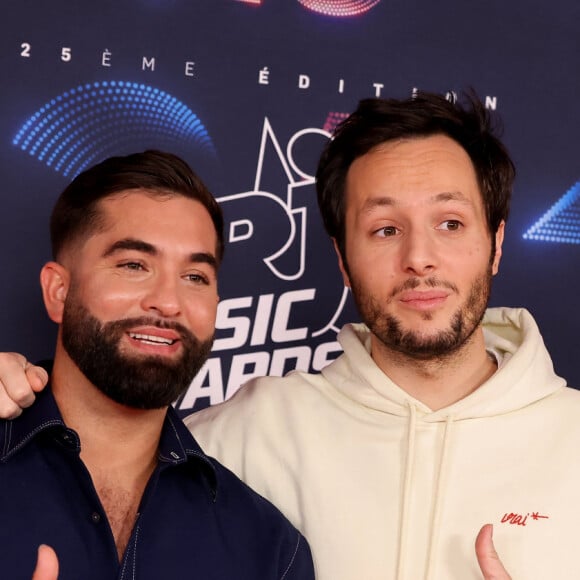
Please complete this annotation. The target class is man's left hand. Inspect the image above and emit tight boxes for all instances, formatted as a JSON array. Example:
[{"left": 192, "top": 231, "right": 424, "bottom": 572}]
[{"left": 31, "top": 545, "right": 59, "bottom": 580}]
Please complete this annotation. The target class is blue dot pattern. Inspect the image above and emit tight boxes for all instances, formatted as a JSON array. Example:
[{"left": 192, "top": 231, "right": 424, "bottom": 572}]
[
  {"left": 12, "top": 81, "right": 216, "bottom": 177},
  {"left": 523, "top": 181, "right": 580, "bottom": 245}
]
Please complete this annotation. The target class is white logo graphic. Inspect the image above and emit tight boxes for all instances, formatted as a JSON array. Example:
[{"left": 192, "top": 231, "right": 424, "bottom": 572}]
[
  {"left": 177, "top": 118, "right": 353, "bottom": 411},
  {"left": 217, "top": 118, "right": 350, "bottom": 337}
]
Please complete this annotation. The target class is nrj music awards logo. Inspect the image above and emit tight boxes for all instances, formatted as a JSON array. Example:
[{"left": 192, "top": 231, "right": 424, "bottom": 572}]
[{"left": 177, "top": 118, "right": 355, "bottom": 411}]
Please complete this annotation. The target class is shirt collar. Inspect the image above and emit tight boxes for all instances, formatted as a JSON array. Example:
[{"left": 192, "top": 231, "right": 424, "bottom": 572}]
[
  {"left": 1, "top": 386, "right": 218, "bottom": 499},
  {"left": 159, "top": 406, "right": 219, "bottom": 499}
]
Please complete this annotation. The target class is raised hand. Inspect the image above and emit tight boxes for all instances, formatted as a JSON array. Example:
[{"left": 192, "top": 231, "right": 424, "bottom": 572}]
[{"left": 0, "top": 353, "right": 48, "bottom": 418}]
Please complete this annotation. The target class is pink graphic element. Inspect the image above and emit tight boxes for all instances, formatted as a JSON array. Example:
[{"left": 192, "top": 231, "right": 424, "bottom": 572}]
[
  {"left": 323, "top": 112, "right": 349, "bottom": 134},
  {"left": 235, "top": 0, "right": 262, "bottom": 4},
  {"left": 298, "top": 0, "right": 381, "bottom": 17}
]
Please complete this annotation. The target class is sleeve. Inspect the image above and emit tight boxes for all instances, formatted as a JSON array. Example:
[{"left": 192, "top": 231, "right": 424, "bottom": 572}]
[{"left": 280, "top": 530, "right": 315, "bottom": 580}]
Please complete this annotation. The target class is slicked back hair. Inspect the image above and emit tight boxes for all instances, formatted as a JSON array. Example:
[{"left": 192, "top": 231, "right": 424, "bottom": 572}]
[{"left": 50, "top": 150, "right": 224, "bottom": 264}]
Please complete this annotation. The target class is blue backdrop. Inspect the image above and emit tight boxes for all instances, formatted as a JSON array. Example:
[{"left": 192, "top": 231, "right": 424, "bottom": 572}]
[{"left": 1, "top": 0, "right": 578, "bottom": 412}]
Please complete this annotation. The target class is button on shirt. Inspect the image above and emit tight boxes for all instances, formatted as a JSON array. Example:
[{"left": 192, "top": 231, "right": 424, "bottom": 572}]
[{"left": 0, "top": 388, "right": 314, "bottom": 579}]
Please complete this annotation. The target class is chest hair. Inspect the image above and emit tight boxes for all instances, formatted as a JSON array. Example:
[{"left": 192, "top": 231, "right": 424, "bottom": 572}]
[{"left": 96, "top": 482, "right": 145, "bottom": 561}]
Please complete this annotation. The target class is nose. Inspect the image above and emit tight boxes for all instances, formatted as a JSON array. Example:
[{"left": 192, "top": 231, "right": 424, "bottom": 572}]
[
  {"left": 141, "top": 273, "right": 182, "bottom": 318},
  {"left": 400, "top": 228, "right": 437, "bottom": 276}
]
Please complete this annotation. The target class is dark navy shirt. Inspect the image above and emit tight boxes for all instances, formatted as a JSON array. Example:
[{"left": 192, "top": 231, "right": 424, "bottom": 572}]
[{"left": 0, "top": 387, "right": 314, "bottom": 579}]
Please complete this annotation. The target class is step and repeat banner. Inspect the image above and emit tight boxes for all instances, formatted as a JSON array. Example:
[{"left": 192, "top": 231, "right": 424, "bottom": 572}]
[{"left": 1, "top": 0, "right": 578, "bottom": 412}]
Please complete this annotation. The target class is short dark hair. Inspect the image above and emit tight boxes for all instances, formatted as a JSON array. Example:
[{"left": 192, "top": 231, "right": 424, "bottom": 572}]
[
  {"left": 50, "top": 150, "right": 224, "bottom": 263},
  {"left": 316, "top": 91, "right": 515, "bottom": 261}
]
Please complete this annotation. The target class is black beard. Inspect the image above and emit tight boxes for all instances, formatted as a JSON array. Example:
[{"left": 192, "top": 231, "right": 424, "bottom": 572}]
[
  {"left": 351, "top": 267, "right": 492, "bottom": 362},
  {"left": 61, "top": 297, "right": 213, "bottom": 410}
]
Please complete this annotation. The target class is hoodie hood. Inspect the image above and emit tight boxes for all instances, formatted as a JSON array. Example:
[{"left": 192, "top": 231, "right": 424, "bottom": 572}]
[
  {"left": 322, "top": 307, "right": 567, "bottom": 579},
  {"left": 322, "top": 307, "right": 566, "bottom": 422}
]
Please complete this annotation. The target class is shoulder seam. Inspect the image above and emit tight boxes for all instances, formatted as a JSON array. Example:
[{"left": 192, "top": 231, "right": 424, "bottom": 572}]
[{"left": 280, "top": 530, "right": 301, "bottom": 580}]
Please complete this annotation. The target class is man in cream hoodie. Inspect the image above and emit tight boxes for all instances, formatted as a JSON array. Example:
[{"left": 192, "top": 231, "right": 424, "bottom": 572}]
[
  {"left": 2, "top": 92, "right": 573, "bottom": 579},
  {"left": 187, "top": 93, "right": 578, "bottom": 579}
]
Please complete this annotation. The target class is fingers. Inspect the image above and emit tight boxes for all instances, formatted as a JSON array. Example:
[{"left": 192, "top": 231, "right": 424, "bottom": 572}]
[
  {"left": 475, "top": 524, "right": 512, "bottom": 580},
  {"left": 32, "top": 545, "right": 59, "bottom": 580},
  {"left": 0, "top": 353, "right": 48, "bottom": 419},
  {"left": 0, "top": 387, "right": 25, "bottom": 419},
  {"left": 26, "top": 363, "right": 50, "bottom": 393}
]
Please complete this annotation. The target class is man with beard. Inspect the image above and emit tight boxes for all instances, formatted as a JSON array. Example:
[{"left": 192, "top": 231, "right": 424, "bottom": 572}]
[
  {"left": 0, "top": 151, "right": 314, "bottom": 579},
  {"left": 0, "top": 93, "right": 572, "bottom": 579}
]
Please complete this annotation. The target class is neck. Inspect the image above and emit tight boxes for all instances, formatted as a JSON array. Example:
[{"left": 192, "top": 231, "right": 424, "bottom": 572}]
[
  {"left": 51, "top": 340, "right": 168, "bottom": 561},
  {"left": 370, "top": 327, "right": 497, "bottom": 411},
  {"left": 51, "top": 340, "right": 166, "bottom": 479}
]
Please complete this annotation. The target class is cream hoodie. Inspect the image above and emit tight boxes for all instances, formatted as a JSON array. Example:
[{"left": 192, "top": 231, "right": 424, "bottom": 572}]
[{"left": 186, "top": 308, "right": 580, "bottom": 579}]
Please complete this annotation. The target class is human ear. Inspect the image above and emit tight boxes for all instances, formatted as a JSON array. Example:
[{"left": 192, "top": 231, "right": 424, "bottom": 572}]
[
  {"left": 40, "top": 262, "right": 71, "bottom": 324},
  {"left": 491, "top": 221, "right": 505, "bottom": 276},
  {"left": 332, "top": 238, "right": 351, "bottom": 288}
]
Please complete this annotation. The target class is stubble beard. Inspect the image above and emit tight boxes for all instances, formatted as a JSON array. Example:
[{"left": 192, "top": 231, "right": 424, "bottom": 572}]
[
  {"left": 60, "top": 291, "right": 214, "bottom": 410},
  {"left": 351, "top": 265, "right": 493, "bottom": 362}
]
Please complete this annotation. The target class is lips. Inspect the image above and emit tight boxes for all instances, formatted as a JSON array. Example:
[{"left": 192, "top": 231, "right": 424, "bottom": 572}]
[
  {"left": 400, "top": 290, "right": 449, "bottom": 302},
  {"left": 128, "top": 332, "right": 176, "bottom": 346},
  {"left": 398, "top": 289, "right": 450, "bottom": 310},
  {"left": 125, "top": 326, "right": 182, "bottom": 353}
]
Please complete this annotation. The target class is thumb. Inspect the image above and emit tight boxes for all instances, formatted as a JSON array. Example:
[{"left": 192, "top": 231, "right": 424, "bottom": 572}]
[
  {"left": 25, "top": 363, "right": 50, "bottom": 393},
  {"left": 475, "top": 524, "right": 511, "bottom": 580},
  {"left": 32, "top": 545, "right": 59, "bottom": 580}
]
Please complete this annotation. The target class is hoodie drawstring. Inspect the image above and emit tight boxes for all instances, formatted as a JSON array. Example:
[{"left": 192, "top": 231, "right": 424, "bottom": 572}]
[
  {"left": 395, "top": 407, "right": 455, "bottom": 580},
  {"left": 424, "top": 414, "right": 454, "bottom": 580},
  {"left": 395, "top": 402, "right": 417, "bottom": 579}
]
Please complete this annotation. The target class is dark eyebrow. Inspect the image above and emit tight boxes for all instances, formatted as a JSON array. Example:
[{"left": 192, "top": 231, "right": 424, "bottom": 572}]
[
  {"left": 432, "top": 191, "right": 472, "bottom": 204},
  {"left": 103, "top": 238, "right": 218, "bottom": 271},
  {"left": 189, "top": 252, "right": 218, "bottom": 272},
  {"left": 361, "top": 191, "right": 472, "bottom": 214},
  {"left": 103, "top": 238, "right": 156, "bottom": 257},
  {"left": 361, "top": 196, "right": 396, "bottom": 214}
]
